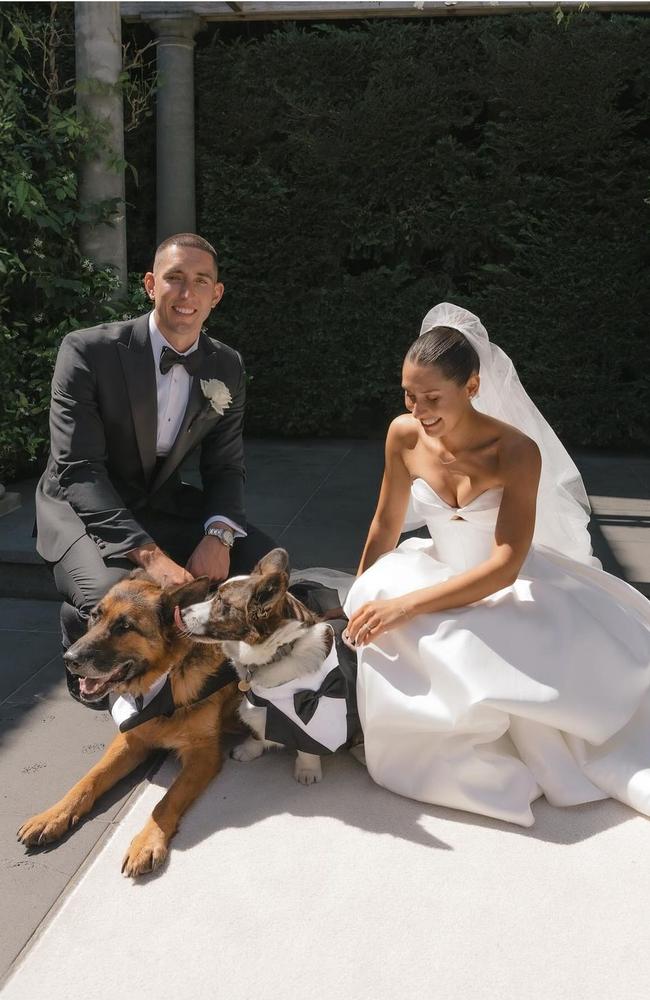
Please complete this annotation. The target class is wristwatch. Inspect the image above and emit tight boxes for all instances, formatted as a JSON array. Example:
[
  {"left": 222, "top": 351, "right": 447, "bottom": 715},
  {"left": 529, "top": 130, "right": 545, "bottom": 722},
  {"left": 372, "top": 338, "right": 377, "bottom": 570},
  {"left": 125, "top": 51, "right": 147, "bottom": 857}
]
[{"left": 205, "top": 525, "right": 235, "bottom": 549}]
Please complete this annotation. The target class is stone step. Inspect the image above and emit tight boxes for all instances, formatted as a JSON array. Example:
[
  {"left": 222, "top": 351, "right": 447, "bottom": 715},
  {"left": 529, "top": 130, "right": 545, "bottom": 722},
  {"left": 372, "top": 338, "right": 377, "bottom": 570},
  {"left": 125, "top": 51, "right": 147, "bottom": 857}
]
[
  {"left": 2, "top": 453, "right": 649, "bottom": 601},
  {"left": 0, "top": 561, "right": 58, "bottom": 600},
  {"left": 0, "top": 478, "right": 58, "bottom": 600}
]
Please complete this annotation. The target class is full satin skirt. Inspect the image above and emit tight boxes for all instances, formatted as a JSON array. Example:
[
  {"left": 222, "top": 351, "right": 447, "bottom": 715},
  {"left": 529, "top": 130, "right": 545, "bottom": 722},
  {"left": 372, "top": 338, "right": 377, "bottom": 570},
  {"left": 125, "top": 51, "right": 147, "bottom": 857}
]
[{"left": 344, "top": 539, "right": 650, "bottom": 826}]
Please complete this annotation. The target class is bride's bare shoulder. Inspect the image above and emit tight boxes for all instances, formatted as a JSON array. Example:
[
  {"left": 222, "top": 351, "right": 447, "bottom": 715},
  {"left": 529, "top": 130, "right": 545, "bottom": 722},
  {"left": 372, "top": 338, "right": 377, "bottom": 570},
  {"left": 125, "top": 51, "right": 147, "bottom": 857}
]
[
  {"left": 495, "top": 421, "right": 541, "bottom": 478},
  {"left": 387, "top": 414, "right": 419, "bottom": 452}
]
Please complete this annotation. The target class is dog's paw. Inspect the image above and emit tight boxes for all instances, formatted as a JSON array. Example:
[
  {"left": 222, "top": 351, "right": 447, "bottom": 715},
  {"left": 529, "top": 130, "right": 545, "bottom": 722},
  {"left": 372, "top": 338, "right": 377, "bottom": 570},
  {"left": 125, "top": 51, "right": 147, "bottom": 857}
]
[
  {"left": 231, "top": 737, "right": 265, "bottom": 762},
  {"left": 17, "top": 807, "right": 79, "bottom": 847},
  {"left": 294, "top": 755, "right": 322, "bottom": 785},
  {"left": 122, "top": 828, "right": 168, "bottom": 878}
]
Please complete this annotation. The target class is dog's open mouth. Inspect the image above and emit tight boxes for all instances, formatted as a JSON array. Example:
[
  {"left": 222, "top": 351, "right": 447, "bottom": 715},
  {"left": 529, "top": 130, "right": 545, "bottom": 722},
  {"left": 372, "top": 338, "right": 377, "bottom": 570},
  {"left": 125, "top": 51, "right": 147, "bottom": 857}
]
[{"left": 78, "top": 661, "right": 134, "bottom": 702}]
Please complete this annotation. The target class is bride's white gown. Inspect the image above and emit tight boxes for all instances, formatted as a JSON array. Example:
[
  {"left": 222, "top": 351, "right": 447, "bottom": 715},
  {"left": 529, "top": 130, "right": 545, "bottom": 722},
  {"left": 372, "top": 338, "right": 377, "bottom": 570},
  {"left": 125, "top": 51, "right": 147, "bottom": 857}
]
[{"left": 342, "top": 478, "right": 650, "bottom": 827}]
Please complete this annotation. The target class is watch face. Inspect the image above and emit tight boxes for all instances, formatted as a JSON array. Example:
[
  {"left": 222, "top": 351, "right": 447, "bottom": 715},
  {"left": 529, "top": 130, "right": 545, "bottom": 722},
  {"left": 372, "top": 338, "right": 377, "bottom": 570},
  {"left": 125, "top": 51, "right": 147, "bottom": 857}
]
[{"left": 209, "top": 526, "right": 234, "bottom": 546}]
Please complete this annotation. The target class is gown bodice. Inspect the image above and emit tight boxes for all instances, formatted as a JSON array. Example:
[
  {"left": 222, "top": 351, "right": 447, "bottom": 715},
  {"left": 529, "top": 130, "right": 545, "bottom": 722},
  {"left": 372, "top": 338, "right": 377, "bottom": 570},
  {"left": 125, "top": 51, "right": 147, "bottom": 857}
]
[{"left": 409, "top": 478, "right": 504, "bottom": 572}]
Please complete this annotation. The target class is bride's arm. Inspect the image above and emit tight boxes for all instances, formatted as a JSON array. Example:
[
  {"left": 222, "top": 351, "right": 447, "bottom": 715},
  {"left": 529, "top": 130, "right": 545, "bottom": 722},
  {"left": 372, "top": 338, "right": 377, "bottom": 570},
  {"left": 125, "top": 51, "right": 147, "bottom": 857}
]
[
  {"left": 348, "top": 436, "right": 541, "bottom": 645},
  {"left": 356, "top": 417, "right": 413, "bottom": 575}
]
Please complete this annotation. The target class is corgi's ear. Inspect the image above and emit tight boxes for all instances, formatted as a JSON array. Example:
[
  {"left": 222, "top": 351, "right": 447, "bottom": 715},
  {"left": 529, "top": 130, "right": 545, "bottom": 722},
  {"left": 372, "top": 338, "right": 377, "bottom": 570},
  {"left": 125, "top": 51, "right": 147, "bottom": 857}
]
[
  {"left": 251, "top": 548, "right": 290, "bottom": 578},
  {"left": 250, "top": 570, "right": 288, "bottom": 618}
]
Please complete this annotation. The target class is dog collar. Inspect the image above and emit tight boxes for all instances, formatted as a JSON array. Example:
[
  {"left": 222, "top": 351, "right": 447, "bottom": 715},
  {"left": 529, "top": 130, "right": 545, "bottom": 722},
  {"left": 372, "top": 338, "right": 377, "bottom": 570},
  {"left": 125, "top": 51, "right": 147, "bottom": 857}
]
[{"left": 237, "top": 624, "right": 334, "bottom": 692}]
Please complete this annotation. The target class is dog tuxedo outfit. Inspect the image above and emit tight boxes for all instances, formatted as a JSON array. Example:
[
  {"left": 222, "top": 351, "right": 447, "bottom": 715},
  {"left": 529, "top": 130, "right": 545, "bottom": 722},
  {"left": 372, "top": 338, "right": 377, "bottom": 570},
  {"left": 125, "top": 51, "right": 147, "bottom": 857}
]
[
  {"left": 108, "top": 661, "right": 238, "bottom": 732},
  {"left": 241, "top": 631, "right": 359, "bottom": 756}
]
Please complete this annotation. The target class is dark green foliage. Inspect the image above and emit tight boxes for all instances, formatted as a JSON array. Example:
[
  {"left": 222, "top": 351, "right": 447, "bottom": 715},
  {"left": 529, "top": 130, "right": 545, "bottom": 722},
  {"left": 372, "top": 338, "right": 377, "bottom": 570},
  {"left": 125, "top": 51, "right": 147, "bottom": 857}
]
[
  {"left": 188, "top": 13, "right": 650, "bottom": 447},
  {"left": 0, "top": 5, "right": 138, "bottom": 481}
]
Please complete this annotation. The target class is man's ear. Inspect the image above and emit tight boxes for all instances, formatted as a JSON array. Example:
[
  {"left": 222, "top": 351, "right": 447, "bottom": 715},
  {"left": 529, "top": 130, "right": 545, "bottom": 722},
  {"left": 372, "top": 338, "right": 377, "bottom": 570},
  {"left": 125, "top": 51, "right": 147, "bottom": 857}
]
[
  {"left": 251, "top": 571, "right": 288, "bottom": 618},
  {"left": 251, "top": 548, "right": 290, "bottom": 578},
  {"left": 143, "top": 271, "right": 155, "bottom": 303}
]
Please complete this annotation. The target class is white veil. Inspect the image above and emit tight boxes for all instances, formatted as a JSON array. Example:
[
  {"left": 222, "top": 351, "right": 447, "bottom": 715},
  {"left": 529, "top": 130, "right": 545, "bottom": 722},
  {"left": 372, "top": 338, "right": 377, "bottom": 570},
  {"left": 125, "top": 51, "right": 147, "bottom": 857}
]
[{"left": 405, "top": 302, "right": 599, "bottom": 567}]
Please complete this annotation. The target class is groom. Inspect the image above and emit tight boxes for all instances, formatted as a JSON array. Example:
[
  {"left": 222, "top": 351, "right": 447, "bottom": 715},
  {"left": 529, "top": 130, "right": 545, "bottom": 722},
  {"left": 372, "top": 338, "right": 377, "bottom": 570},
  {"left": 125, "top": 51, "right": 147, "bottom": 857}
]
[{"left": 35, "top": 233, "right": 275, "bottom": 705}]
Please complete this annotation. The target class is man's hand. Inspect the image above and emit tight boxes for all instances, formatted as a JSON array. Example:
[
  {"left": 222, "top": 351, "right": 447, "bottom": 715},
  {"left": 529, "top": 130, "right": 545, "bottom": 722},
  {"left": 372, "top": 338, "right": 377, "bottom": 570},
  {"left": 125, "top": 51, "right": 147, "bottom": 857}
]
[
  {"left": 186, "top": 535, "right": 231, "bottom": 583},
  {"left": 127, "top": 544, "right": 193, "bottom": 588}
]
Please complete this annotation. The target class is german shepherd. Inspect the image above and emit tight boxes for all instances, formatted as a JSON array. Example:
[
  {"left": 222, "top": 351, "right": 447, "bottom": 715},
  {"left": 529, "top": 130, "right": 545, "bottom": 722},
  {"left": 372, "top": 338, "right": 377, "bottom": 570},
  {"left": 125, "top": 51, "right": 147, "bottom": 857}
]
[
  {"left": 16, "top": 571, "right": 240, "bottom": 878},
  {"left": 18, "top": 551, "right": 341, "bottom": 875}
]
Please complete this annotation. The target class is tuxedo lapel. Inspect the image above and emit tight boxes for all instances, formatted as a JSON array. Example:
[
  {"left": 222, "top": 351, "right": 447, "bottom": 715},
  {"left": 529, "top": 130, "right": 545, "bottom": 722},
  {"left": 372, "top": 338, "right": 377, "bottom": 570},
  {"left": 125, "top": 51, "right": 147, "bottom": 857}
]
[
  {"left": 117, "top": 313, "right": 157, "bottom": 485},
  {"left": 150, "top": 332, "right": 217, "bottom": 494}
]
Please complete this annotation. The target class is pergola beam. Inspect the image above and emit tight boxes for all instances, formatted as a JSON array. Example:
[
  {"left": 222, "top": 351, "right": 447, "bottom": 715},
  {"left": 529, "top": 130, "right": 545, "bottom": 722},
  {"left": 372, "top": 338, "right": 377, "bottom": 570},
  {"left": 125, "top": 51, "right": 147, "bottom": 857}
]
[{"left": 121, "top": 1, "right": 650, "bottom": 23}]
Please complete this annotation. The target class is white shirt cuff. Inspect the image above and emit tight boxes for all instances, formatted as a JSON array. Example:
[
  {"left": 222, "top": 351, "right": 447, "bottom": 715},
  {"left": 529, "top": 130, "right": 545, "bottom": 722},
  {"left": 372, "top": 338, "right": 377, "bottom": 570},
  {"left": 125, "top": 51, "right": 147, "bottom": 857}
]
[{"left": 204, "top": 515, "right": 247, "bottom": 538}]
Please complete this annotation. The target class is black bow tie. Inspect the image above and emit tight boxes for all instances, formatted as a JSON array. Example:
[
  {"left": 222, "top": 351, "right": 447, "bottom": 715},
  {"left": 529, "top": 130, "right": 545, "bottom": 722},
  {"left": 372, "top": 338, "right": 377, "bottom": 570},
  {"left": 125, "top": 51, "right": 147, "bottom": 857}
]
[
  {"left": 293, "top": 668, "right": 345, "bottom": 725},
  {"left": 159, "top": 345, "right": 203, "bottom": 376}
]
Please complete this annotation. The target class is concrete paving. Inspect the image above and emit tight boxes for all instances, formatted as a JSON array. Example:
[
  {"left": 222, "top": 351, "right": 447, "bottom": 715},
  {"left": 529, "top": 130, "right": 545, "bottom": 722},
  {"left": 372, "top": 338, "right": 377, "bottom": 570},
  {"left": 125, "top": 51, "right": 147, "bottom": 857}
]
[{"left": 0, "top": 439, "right": 648, "bottom": 989}]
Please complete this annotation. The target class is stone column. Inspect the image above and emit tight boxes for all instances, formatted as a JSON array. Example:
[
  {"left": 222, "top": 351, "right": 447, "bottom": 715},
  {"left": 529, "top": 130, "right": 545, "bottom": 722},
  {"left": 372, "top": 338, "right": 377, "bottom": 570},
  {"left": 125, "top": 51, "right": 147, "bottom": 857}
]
[
  {"left": 150, "top": 16, "right": 203, "bottom": 243},
  {"left": 75, "top": 2, "right": 127, "bottom": 293}
]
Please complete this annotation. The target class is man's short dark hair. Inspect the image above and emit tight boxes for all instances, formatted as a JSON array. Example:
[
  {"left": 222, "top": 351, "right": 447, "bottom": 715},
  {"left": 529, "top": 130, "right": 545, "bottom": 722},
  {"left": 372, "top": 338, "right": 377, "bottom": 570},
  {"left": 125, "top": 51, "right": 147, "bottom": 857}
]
[{"left": 153, "top": 234, "right": 219, "bottom": 276}]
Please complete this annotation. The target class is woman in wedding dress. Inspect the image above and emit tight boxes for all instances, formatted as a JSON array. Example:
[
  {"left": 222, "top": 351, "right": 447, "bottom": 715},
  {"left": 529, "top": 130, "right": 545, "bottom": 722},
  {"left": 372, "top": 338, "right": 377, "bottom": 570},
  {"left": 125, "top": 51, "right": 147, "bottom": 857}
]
[{"left": 340, "top": 303, "right": 650, "bottom": 827}]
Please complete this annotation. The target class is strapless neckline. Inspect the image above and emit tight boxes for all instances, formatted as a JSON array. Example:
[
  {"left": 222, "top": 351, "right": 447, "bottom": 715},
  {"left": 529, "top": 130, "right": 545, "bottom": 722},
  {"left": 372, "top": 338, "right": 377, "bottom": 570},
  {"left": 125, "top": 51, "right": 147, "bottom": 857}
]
[{"left": 411, "top": 477, "right": 503, "bottom": 511}]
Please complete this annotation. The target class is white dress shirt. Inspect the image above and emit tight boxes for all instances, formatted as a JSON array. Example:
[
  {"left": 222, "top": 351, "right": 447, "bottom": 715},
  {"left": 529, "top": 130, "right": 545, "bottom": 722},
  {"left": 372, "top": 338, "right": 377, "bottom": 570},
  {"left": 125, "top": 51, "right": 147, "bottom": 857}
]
[{"left": 149, "top": 315, "right": 245, "bottom": 537}]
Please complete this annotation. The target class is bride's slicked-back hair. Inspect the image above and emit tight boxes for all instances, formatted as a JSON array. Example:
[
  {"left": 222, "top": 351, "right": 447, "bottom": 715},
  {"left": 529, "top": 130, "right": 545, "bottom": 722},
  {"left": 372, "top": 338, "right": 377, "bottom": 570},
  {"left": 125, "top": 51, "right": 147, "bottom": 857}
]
[{"left": 406, "top": 326, "right": 480, "bottom": 385}]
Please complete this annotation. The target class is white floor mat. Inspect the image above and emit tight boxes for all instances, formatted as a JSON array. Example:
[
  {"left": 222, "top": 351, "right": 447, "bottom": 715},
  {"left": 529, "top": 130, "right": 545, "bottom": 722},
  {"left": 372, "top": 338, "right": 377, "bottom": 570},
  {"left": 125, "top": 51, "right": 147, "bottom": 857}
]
[{"left": 4, "top": 748, "right": 650, "bottom": 1000}]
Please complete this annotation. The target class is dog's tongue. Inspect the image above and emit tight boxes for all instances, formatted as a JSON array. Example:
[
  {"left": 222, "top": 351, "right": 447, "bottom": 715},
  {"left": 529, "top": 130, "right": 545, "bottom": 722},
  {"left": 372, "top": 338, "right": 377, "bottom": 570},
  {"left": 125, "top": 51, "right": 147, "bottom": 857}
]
[
  {"left": 79, "top": 676, "right": 107, "bottom": 697},
  {"left": 78, "top": 663, "right": 128, "bottom": 698}
]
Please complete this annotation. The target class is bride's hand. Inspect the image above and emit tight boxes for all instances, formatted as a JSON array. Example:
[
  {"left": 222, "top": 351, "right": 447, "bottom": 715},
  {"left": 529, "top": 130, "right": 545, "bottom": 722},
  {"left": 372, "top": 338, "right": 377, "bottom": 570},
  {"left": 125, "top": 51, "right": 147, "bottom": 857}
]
[{"left": 346, "top": 598, "right": 412, "bottom": 647}]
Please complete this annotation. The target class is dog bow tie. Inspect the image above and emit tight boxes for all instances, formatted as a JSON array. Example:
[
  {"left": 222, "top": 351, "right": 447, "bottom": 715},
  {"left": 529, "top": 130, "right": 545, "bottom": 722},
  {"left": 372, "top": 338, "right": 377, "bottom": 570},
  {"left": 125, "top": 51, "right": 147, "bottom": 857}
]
[
  {"left": 159, "top": 346, "right": 203, "bottom": 376},
  {"left": 293, "top": 668, "right": 345, "bottom": 725}
]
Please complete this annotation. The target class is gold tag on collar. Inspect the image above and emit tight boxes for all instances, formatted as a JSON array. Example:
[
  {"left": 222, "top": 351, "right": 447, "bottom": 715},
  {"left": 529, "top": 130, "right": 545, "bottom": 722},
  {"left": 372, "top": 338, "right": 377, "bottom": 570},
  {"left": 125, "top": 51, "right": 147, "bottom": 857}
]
[{"left": 238, "top": 680, "right": 251, "bottom": 692}]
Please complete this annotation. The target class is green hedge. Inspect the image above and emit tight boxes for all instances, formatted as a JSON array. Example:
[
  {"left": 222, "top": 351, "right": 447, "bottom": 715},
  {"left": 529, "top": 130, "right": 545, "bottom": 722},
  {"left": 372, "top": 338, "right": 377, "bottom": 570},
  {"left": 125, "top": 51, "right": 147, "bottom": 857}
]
[{"left": 189, "top": 13, "right": 650, "bottom": 447}]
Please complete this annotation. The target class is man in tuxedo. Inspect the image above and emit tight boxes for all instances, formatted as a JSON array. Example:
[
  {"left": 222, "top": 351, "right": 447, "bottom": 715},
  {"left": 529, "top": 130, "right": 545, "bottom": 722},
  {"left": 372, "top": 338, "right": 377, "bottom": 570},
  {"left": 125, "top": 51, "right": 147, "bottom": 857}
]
[{"left": 36, "top": 233, "right": 274, "bottom": 706}]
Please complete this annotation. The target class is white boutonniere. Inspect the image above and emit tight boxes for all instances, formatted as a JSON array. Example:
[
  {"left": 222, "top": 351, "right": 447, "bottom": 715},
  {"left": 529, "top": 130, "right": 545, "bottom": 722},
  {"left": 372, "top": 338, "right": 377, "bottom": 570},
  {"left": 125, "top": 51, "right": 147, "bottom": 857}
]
[{"left": 200, "top": 378, "right": 232, "bottom": 415}]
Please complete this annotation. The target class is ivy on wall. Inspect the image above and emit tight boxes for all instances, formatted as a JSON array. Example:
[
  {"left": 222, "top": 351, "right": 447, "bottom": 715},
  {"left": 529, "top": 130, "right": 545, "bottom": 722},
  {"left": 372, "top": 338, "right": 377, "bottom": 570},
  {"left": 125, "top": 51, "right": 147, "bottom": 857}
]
[{"left": 1, "top": 5, "right": 130, "bottom": 480}]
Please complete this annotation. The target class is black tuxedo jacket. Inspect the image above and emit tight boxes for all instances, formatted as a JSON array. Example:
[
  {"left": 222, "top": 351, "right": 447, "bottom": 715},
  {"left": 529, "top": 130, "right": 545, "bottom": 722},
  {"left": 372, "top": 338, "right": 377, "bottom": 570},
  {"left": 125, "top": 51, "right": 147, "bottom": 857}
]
[{"left": 35, "top": 312, "right": 246, "bottom": 564}]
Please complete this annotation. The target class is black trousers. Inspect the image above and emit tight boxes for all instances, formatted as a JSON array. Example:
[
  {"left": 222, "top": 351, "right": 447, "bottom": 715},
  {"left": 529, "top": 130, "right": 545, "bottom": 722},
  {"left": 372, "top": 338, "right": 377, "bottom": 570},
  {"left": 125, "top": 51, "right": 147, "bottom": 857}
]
[{"left": 51, "top": 509, "right": 277, "bottom": 705}]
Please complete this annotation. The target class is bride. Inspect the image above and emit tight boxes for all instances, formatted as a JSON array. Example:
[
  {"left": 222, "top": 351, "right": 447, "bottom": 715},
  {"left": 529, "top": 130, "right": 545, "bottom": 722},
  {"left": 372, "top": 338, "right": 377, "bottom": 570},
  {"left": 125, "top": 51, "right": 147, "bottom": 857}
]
[{"left": 335, "top": 303, "right": 650, "bottom": 827}]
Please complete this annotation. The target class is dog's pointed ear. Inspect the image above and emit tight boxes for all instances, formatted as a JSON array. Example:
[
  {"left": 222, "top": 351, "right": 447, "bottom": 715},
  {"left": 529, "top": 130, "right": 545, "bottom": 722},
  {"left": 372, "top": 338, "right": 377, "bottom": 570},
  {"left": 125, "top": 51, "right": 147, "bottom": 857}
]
[
  {"left": 159, "top": 577, "right": 212, "bottom": 630},
  {"left": 251, "top": 548, "right": 290, "bottom": 578},
  {"left": 251, "top": 570, "right": 289, "bottom": 618},
  {"left": 164, "top": 576, "right": 212, "bottom": 610},
  {"left": 129, "top": 567, "right": 155, "bottom": 583}
]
